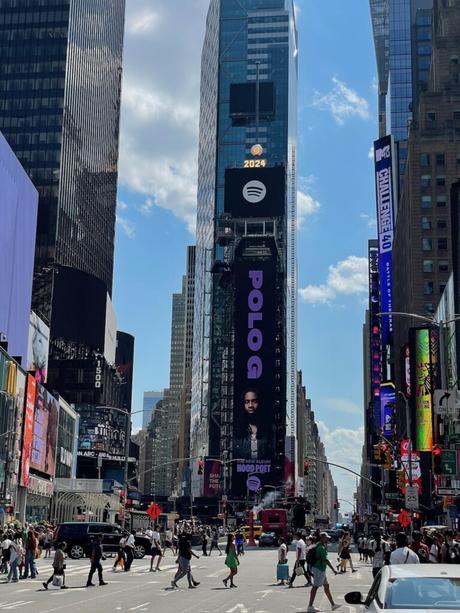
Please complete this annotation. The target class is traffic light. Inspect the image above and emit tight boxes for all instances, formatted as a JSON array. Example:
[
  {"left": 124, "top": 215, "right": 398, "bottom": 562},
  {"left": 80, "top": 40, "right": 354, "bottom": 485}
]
[
  {"left": 197, "top": 458, "right": 204, "bottom": 475},
  {"left": 303, "top": 459, "right": 310, "bottom": 476},
  {"left": 383, "top": 446, "right": 393, "bottom": 470},
  {"left": 373, "top": 444, "right": 383, "bottom": 463},
  {"left": 397, "top": 469, "right": 405, "bottom": 490},
  {"left": 432, "top": 445, "right": 442, "bottom": 475}
]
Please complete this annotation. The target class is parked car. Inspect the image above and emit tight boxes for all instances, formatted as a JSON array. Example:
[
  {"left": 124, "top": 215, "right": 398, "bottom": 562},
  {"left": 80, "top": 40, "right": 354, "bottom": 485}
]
[
  {"left": 258, "top": 532, "right": 278, "bottom": 547},
  {"left": 53, "top": 522, "right": 151, "bottom": 559},
  {"left": 345, "top": 564, "right": 460, "bottom": 612}
]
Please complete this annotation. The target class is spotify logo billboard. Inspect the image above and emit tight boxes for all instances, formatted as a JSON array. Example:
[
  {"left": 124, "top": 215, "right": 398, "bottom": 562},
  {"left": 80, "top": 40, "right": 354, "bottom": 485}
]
[{"left": 224, "top": 165, "right": 285, "bottom": 218}]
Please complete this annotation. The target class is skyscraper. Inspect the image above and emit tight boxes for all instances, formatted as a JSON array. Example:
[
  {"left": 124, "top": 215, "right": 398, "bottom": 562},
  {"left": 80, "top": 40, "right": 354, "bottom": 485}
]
[
  {"left": 0, "top": 0, "right": 125, "bottom": 329},
  {"left": 191, "top": 0, "right": 298, "bottom": 498},
  {"left": 142, "top": 391, "right": 164, "bottom": 429}
]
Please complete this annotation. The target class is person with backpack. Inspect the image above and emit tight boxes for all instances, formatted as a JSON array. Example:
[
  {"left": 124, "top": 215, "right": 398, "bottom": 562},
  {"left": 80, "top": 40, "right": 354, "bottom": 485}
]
[
  {"left": 441, "top": 530, "right": 460, "bottom": 564},
  {"left": 369, "top": 532, "right": 390, "bottom": 578},
  {"left": 306, "top": 532, "right": 340, "bottom": 613},
  {"left": 288, "top": 531, "right": 312, "bottom": 588},
  {"left": 410, "top": 531, "right": 429, "bottom": 563}
]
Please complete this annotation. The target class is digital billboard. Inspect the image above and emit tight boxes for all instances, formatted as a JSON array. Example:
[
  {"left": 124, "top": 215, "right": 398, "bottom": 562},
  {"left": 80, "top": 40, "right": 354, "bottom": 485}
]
[
  {"left": 30, "top": 383, "right": 59, "bottom": 476},
  {"left": 77, "top": 405, "right": 127, "bottom": 460},
  {"left": 413, "top": 328, "right": 439, "bottom": 452},
  {"left": 380, "top": 382, "right": 395, "bottom": 437},
  {"left": 231, "top": 258, "right": 279, "bottom": 496},
  {"left": 224, "top": 166, "right": 285, "bottom": 218},
  {"left": 20, "top": 375, "right": 36, "bottom": 487},
  {"left": 374, "top": 136, "right": 396, "bottom": 346},
  {"left": 27, "top": 311, "right": 50, "bottom": 384},
  {"left": 203, "top": 458, "right": 222, "bottom": 497}
]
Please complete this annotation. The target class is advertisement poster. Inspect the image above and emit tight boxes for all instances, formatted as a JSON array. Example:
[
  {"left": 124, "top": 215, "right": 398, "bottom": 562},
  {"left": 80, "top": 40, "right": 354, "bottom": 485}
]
[
  {"left": 27, "top": 311, "right": 50, "bottom": 384},
  {"left": 400, "top": 440, "right": 422, "bottom": 493},
  {"left": 203, "top": 459, "right": 222, "bottom": 497},
  {"left": 380, "top": 382, "right": 395, "bottom": 437},
  {"left": 414, "top": 329, "right": 435, "bottom": 451},
  {"left": 77, "top": 405, "right": 127, "bottom": 460},
  {"left": 30, "top": 384, "right": 59, "bottom": 476},
  {"left": 20, "top": 375, "right": 36, "bottom": 487},
  {"left": 374, "top": 136, "right": 396, "bottom": 346},
  {"left": 224, "top": 166, "right": 285, "bottom": 218},
  {"left": 232, "top": 258, "right": 280, "bottom": 496}
]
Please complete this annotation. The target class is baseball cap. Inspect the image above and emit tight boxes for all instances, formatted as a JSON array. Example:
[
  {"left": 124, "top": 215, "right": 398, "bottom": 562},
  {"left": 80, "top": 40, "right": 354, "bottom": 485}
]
[{"left": 320, "top": 532, "right": 331, "bottom": 539}]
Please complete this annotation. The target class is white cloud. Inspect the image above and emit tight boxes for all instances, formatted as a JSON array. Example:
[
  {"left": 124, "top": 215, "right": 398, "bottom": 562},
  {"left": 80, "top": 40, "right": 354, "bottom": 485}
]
[
  {"left": 116, "top": 214, "right": 136, "bottom": 239},
  {"left": 317, "top": 421, "right": 364, "bottom": 504},
  {"left": 360, "top": 213, "right": 377, "bottom": 229},
  {"left": 368, "top": 145, "right": 374, "bottom": 160},
  {"left": 118, "top": 0, "right": 207, "bottom": 233},
  {"left": 297, "top": 190, "right": 320, "bottom": 228},
  {"left": 299, "top": 255, "right": 368, "bottom": 304},
  {"left": 319, "top": 398, "right": 362, "bottom": 417},
  {"left": 117, "top": 200, "right": 128, "bottom": 212},
  {"left": 313, "top": 77, "right": 370, "bottom": 125}
]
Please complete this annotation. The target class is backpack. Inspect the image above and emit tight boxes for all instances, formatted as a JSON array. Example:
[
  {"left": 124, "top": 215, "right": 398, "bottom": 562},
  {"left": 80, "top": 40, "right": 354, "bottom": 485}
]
[{"left": 306, "top": 544, "right": 318, "bottom": 566}]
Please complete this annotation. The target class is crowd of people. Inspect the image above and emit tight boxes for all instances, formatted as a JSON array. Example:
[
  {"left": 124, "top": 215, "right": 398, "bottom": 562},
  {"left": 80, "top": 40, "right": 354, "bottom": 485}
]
[{"left": 0, "top": 524, "right": 55, "bottom": 582}]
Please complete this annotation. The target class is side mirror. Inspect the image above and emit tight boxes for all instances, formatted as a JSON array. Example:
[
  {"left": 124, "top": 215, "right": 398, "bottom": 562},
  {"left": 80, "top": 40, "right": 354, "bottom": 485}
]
[{"left": 345, "top": 591, "right": 365, "bottom": 605}]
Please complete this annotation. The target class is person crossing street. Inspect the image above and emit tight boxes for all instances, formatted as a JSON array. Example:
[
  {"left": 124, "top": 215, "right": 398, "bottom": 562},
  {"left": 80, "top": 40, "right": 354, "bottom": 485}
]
[
  {"left": 306, "top": 532, "right": 340, "bottom": 613},
  {"left": 86, "top": 534, "right": 107, "bottom": 587}
]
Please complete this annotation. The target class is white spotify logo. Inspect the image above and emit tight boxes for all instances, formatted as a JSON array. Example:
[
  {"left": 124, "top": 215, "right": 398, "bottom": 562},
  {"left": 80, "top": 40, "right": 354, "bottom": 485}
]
[{"left": 242, "top": 180, "right": 267, "bottom": 204}]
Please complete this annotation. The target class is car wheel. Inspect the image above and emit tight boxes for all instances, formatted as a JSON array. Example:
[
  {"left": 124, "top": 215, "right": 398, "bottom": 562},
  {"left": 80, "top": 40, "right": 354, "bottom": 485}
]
[
  {"left": 69, "top": 544, "right": 84, "bottom": 559},
  {"left": 134, "top": 544, "right": 146, "bottom": 559}
]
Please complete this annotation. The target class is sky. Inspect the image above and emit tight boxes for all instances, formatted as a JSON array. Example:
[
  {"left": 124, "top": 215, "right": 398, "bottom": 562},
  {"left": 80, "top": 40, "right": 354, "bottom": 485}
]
[{"left": 113, "top": 0, "right": 378, "bottom": 508}]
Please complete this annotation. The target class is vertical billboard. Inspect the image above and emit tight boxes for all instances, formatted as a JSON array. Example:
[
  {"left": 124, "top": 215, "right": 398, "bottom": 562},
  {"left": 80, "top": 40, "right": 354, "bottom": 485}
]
[
  {"left": 30, "top": 384, "right": 59, "bottom": 476},
  {"left": 374, "top": 136, "right": 396, "bottom": 346},
  {"left": 27, "top": 311, "right": 50, "bottom": 384},
  {"left": 203, "top": 458, "right": 222, "bottom": 497},
  {"left": 369, "top": 242, "right": 382, "bottom": 432},
  {"left": 380, "top": 382, "right": 395, "bottom": 437},
  {"left": 231, "top": 258, "right": 279, "bottom": 496},
  {"left": 413, "top": 328, "right": 439, "bottom": 451},
  {"left": 20, "top": 375, "right": 36, "bottom": 487}
]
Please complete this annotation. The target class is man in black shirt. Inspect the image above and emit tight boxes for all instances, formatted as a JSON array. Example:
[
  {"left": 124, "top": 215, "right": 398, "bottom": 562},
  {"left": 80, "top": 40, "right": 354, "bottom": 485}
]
[
  {"left": 86, "top": 534, "right": 108, "bottom": 587},
  {"left": 171, "top": 532, "right": 200, "bottom": 589}
]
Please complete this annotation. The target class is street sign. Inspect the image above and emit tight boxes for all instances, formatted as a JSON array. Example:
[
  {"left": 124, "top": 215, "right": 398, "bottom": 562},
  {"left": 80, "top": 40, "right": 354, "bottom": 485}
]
[
  {"left": 385, "top": 492, "right": 401, "bottom": 499},
  {"left": 434, "top": 389, "right": 460, "bottom": 416},
  {"left": 448, "top": 504, "right": 458, "bottom": 519},
  {"left": 441, "top": 450, "right": 457, "bottom": 476},
  {"left": 437, "top": 488, "right": 460, "bottom": 496},
  {"left": 405, "top": 485, "right": 419, "bottom": 510}
]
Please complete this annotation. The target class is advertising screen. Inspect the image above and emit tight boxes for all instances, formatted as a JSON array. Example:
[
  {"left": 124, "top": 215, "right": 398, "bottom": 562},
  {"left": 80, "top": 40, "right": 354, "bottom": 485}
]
[
  {"left": 413, "top": 328, "right": 438, "bottom": 451},
  {"left": 77, "top": 405, "right": 127, "bottom": 460},
  {"left": 30, "top": 384, "right": 59, "bottom": 476},
  {"left": 380, "top": 382, "right": 395, "bottom": 437},
  {"left": 224, "top": 166, "right": 285, "bottom": 218},
  {"left": 374, "top": 136, "right": 396, "bottom": 346},
  {"left": 27, "top": 311, "right": 50, "bottom": 384},
  {"left": 203, "top": 458, "right": 222, "bottom": 497},
  {"left": 20, "top": 375, "right": 36, "bottom": 487},
  {"left": 231, "top": 258, "right": 278, "bottom": 496}
]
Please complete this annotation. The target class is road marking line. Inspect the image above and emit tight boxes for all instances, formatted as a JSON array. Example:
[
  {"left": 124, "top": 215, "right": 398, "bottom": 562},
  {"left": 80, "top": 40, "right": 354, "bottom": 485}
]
[
  {"left": 128, "top": 603, "right": 150, "bottom": 611},
  {"left": 206, "top": 568, "right": 226, "bottom": 578},
  {"left": 226, "top": 605, "right": 249, "bottom": 613}
]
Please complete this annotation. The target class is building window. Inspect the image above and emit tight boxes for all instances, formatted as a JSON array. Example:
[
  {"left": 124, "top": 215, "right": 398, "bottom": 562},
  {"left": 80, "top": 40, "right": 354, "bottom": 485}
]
[
  {"left": 421, "top": 217, "right": 431, "bottom": 230},
  {"left": 426, "top": 111, "right": 436, "bottom": 122},
  {"left": 423, "top": 260, "right": 434, "bottom": 272},
  {"left": 423, "top": 281, "right": 434, "bottom": 295},
  {"left": 436, "top": 153, "right": 445, "bottom": 166},
  {"left": 438, "top": 237, "right": 448, "bottom": 250},
  {"left": 439, "top": 260, "right": 449, "bottom": 272},
  {"left": 420, "top": 153, "right": 431, "bottom": 166},
  {"left": 440, "top": 284, "right": 446, "bottom": 294},
  {"left": 421, "top": 195, "right": 432, "bottom": 208},
  {"left": 437, "top": 195, "right": 447, "bottom": 207},
  {"left": 422, "top": 238, "right": 432, "bottom": 251},
  {"left": 424, "top": 303, "right": 435, "bottom": 315},
  {"left": 438, "top": 219, "right": 447, "bottom": 229},
  {"left": 454, "top": 111, "right": 460, "bottom": 121},
  {"left": 450, "top": 55, "right": 459, "bottom": 65},
  {"left": 436, "top": 175, "right": 446, "bottom": 186},
  {"left": 421, "top": 174, "right": 431, "bottom": 187},
  {"left": 456, "top": 153, "right": 460, "bottom": 165}
]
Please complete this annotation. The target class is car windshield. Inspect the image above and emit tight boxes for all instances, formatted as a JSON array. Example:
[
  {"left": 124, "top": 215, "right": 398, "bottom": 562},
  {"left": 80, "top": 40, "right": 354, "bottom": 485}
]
[{"left": 386, "top": 577, "right": 460, "bottom": 610}]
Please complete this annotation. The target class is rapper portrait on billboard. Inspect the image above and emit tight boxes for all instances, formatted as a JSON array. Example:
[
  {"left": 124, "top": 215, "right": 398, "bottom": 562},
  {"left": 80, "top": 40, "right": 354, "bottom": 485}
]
[
  {"left": 27, "top": 312, "right": 50, "bottom": 383},
  {"left": 234, "top": 387, "right": 274, "bottom": 460}
]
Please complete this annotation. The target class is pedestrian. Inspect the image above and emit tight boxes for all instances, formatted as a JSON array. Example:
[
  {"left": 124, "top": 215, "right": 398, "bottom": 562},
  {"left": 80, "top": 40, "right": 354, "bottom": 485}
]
[
  {"left": 338, "top": 532, "right": 357, "bottom": 573},
  {"left": 201, "top": 530, "right": 208, "bottom": 556},
  {"left": 1, "top": 532, "right": 12, "bottom": 575},
  {"left": 23, "top": 531, "right": 38, "bottom": 579},
  {"left": 235, "top": 531, "right": 245, "bottom": 556},
  {"left": 43, "top": 529, "right": 53, "bottom": 559},
  {"left": 223, "top": 534, "right": 239, "bottom": 588},
  {"left": 390, "top": 532, "right": 420, "bottom": 565},
  {"left": 369, "top": 532, "right": 390, "bottom": 578},
  {"left": 86, "top": 533, "right": 107, "bottom": 587},
  {"left": 306, "top": 532, "right": 340, "bottom": 613},
  {"left": 150, "top": 525, "right": 163, "bottom": 572},
  {"left": 288, "top": 530, "right": 311, "bottom": 588},
  {"left": 428, "top": 532, "right": 442, "bottom": 563},
  {"left": 357, "top": 534, "right": 364, "bottom": 561},
  {"left": 209, "top": 528, "right": 222, "bottom": 556},
  {"left": 171, "top": 531, "right": 200, "bottom": 589},
  {"left": 163, "top": 527, "right": 175, "bottom": 556},
  {"left": 112, "top": 533, "right": 126, "bottom": 571},
  {"left": 124, "top": 530, "right": 136, "bottom": 572},
  {"left": 410, "top": 530, "right": 430, "bottom": 563},
  {"left": 42, "top": 542, "right": 67, "bottom": 590},
  {"left": 277, "top": 537, "right": 289, "bottom": 585},
  {"left": 7, "top": 534, "right": 22, "bottom": 583},
  {"left": 440, "top": 530, "right": 460, "bottom": 563}
]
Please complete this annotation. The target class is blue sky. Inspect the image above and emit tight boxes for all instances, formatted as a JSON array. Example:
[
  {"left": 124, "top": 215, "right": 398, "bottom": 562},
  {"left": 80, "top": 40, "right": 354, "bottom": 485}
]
[{"left": 113, "top": 0, "right": 378, "bottom": 506}]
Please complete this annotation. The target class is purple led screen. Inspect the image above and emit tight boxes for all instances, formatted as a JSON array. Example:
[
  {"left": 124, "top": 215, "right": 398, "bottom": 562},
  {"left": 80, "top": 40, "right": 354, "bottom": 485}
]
[{"left": 0, "top": 133, "right": 38, "bottom": 367}]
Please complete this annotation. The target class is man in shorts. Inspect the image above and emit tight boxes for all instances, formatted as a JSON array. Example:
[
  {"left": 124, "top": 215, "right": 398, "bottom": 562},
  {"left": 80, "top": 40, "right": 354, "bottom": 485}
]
[
  {"left": 150, "top": 525, "right": 163, "bottom": 572},
  {"left": 307, "top": 532, "right": 340, "bottom": 613}
]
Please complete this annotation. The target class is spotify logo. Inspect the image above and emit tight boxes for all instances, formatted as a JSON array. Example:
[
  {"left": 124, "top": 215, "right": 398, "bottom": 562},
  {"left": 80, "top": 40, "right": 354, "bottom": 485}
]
[{"left": 242, "top": 180, "right": 267, "bottom": 204}]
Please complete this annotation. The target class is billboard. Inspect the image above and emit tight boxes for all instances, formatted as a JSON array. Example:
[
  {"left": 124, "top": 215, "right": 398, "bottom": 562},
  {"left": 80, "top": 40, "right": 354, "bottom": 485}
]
[
  {"left": 20, "top": 375, "right": 36, "bottom": 487},
  {"left": 203, "top": 458, "right": 222, "bottom": 497},
  {"left": 374, "top": 136, "right": 396, "bottom": 346},
  {"left": 30, "top": 383, "right": 59, "bottom": 476},
  {"left": 224, "top": 166, "right": 285, "bottom": 218},
  {"left": 77, "top": 405, "right": 127, "bottom": 460},
  {"left": 27, "top": 311, "right": 50, "bottom": 384},
  {"left": 231, "top": 258, "right": 279, "bottom": 495},
  {"left": 0, "top": 132, "right": 38, "bottom": 368},
  {"left": 380, "top": 382, "right": 395, "bottom": 437},
  {"left": 413, "top": 328, "right": 439, "bottom": 452}
]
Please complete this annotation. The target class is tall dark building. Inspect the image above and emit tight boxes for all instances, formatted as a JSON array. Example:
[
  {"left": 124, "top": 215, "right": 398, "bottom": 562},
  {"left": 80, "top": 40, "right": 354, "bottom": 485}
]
[
  {"left": 191, "top": 0, "right": 298, "bottom": 499},
  {"left": 0, "top": 0, "right": 125, "bottom": 328}
]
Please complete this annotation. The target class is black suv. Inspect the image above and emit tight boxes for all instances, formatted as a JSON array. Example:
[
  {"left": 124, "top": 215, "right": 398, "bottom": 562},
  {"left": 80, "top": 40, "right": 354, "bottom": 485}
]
[{"left": 53, "top": 522, "right": 151, "bottom": 560}]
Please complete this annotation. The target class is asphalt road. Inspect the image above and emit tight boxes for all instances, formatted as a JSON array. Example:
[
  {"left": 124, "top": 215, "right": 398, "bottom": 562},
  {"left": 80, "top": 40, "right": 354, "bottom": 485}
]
[{"left": 0, "top": 549, "right": 373, "bottom": 612}]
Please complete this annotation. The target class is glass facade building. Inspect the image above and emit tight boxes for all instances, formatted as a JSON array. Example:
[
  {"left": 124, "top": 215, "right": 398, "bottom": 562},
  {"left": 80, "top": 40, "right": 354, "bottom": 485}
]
[
  {"left": 191, "top": 0, "right": 298, "bottom": 496},
  {"left": 0, "top": 0, "right": 125, "bottom": 325}
]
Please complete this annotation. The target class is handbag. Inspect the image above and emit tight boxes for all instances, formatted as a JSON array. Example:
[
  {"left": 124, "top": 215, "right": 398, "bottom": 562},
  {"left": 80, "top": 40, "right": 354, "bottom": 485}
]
[
  {"left": 294, "top": 562, "right": 304, "bottom": 576},
  {"left": 52, "top": 575, "right": 63, "bottom": 587}
]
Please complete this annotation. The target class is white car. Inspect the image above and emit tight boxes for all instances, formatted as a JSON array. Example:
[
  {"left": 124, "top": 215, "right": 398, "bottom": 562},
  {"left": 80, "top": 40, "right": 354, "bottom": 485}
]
[{"left": 345, "top": 564, "right": 460, "bottom": 612}]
